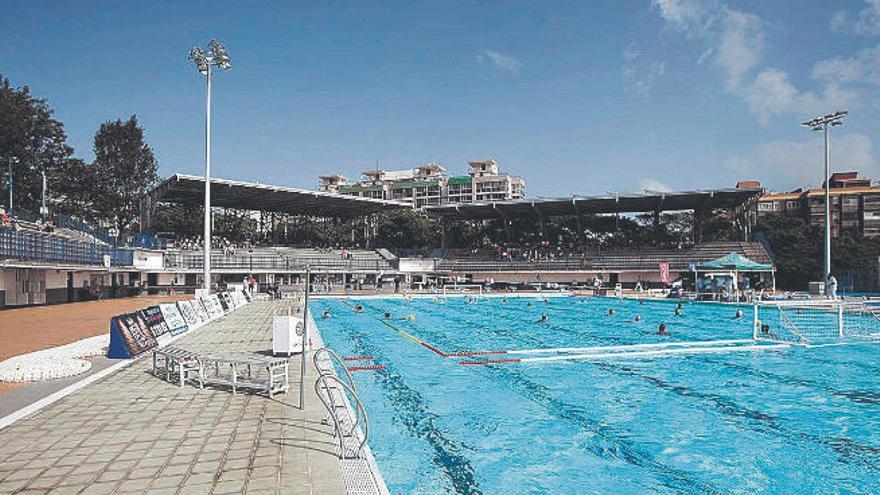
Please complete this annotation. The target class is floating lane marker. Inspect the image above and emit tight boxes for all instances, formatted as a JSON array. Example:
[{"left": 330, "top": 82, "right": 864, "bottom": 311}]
[
  {"left": 518, "top": 343, "right": 790, "bottom": 363},
  {"left": 420, "top": 342, "right": 448, "bottom": 357},
  {"left": 445, "top": 350, "right": 509, "bottom": 357},
  {"left": 460, "top": 357, "right": 522, "bottom": 366},
  {"left": 505, "top": 339, "right": 755, "bottom": 356},
  {"left": 347, "top": 365, "right": 388, "bottom": 372},
  {"left": 343, "top": 355, "right": 374, "bottom": 361}
]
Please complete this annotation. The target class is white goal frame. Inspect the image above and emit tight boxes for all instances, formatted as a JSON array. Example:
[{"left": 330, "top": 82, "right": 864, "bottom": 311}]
[{"left": 442, "top": 284, "right": 484, "bottom": 296}]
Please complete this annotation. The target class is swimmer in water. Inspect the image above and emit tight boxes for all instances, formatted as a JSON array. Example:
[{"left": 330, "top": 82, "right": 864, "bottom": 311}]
[
  {"left": 608, "top": 308, "right": 616, "bottom": 316},
  {"left": 734, "top": 309, "right": 744, "bottom": 319},
  {"left": 384, "top": 311, "right": 392, "bottom": 320},
  {"left": 538, "top": 314, "right": 548, "bottom": 323},
  {"left": 322, "top": 310, "right": 331, "bottom": 319},
  {"left": 634, "top": 315, "right": 642, "bottom": 322},
  {"left": 353, "top": 304, "right": 363, "bottom": 313},
  {"left": 502, "top": 298, "right": 508, "bottom": 304},
  {"left": 674, "top": 307, "right": 683, "bottom": 317},
  {"left": 656, "top": 323, "right": 669, "bottom": 335},
  {"left": 527, "top": 302, "right": 533, "bottom": 308},
  {"left": 542, "top": 297, "right": 549, "bottom": 304}
]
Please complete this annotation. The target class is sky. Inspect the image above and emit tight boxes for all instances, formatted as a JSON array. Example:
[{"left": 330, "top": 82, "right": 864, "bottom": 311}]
[{"left": 2, "top": 0, "right": 880, "bottom": 197}]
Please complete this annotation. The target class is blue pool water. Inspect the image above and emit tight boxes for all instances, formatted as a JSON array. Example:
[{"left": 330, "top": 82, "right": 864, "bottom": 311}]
[{"left": 315, "top": 296, "right": 880, "bottom": 494}]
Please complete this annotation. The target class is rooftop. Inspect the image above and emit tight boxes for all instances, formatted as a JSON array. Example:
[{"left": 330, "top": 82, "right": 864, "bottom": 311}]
[{"left": 149, "top": 174, "right": 410, "bottom": 217}]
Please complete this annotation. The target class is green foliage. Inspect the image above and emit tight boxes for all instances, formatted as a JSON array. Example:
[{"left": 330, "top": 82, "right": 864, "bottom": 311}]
[
  {"left": 91, "top": 115, "right": 159, "bottom": 233},
  {"left": 757, "top": 215, "right": 880, "bottom": 290},
  {"left": 0, "top": 75, "right": 87, "bottom": 215},
  {"left": 375, "top": 210, "right": 439, "bottom": 249}
]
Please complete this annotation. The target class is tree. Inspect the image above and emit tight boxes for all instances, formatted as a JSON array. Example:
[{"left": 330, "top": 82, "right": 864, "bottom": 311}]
[
  {"left": 0, "top": 74, "right": 87, "bottom": 215},
  {"left": 91, "top": 115, "right": 159, "bottom": 233},
  {"left": 375, "top": 210, "right": 439, "bottom": 249}
]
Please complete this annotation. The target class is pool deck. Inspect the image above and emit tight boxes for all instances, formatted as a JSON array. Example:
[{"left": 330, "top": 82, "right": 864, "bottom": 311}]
[{"left": 0, "top": 301, "right": 359, "bottom": 495}]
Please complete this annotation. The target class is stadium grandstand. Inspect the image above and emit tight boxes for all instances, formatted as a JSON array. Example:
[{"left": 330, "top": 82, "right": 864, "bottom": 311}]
[{"left": 0, "top": 173, "right": 773, "bottom": 308}]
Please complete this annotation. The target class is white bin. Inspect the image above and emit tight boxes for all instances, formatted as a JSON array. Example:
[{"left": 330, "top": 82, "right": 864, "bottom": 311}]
[{"left": 273, "top": 312, "right": 309, "bottom": 355}]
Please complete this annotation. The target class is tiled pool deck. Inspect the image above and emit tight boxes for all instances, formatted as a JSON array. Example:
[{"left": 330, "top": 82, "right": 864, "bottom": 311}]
[{"left": 0, "top": 301, "right": 354, "bottom": 495}]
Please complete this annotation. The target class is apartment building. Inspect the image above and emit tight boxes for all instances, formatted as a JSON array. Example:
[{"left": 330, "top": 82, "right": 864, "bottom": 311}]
[
  {"left": 318, "top": 160, "right": 525, "bottom": 207},
  {"left": 757, "top": 171, "right": 880, "bottom": 236}
]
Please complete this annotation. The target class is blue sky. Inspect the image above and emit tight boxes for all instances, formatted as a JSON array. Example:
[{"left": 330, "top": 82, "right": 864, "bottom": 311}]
[{"left": 2, "top": 1, "right": 880, "bottom": 196}]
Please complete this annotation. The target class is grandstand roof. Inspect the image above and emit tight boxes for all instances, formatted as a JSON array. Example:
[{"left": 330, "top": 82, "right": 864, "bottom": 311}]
[
  {"left": 424, "top": 187, "right": 762, "bottom": 219},
  {"left": 149, "top": 174, "right": 410, "bottom": 217}
]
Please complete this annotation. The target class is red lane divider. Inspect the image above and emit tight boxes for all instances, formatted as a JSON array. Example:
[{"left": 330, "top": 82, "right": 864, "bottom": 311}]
[
  {"left": 420, "top": 342, "right": 448, "bottom": 357},
  {"left": 445, "top": 350, "right": 508, "bottom": 357},
  {"left": 343, "top": 355, "right": 374, "bottom": 361},
  {"left": 347, "top": 365, "right": 387, "bottom": 372},
  {"left": 459, "top": 358, "right": 522, "bottom": 366}
]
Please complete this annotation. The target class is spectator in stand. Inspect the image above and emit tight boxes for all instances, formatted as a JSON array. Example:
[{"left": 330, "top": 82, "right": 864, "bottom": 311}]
[{"left": 1, "top": 209, "right": 10, "bottom": 228}]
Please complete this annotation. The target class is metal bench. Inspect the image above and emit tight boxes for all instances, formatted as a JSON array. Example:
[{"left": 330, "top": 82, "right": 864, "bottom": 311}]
[
  {"left": 152, "top": 347, "right": 204, "bottom": 388},
  {"left": 199, "top": 352, "right": 289, "bottom": 396}
]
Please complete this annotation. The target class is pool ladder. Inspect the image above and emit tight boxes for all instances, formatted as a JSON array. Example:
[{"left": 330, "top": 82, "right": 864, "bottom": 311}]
[{"left": 313, "top": 348, "right": 370, "bottom": 459}]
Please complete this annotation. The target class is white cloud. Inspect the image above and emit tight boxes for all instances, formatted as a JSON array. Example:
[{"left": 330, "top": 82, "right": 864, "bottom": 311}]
[
  {"left": 745, "top": 69, "right": 858, "bottom": 125},
  {"left": 724, "top": 133, "right": 877, "bottom": 190},
  {"left": 716, "top": 10, "right": 763, "bottom": 90},
  {"left": 652, "top": 0, "right": 715, "bottom": 36},
  {"left": 813, "top": 44, "right": 880, "bottom": 85},
  {"left": 638, "top": 178, "right": 674, "bottom": 193},
  {"left": 477, "top": 49, "right": 522, "bottom": 74},
  {"left": 651, "top": 1, "right": 865, "bottom": 124},
  {"left": 832, "top": 0, "right": 880, "bottom": 36},
  {"left": 622, "top": 42, "right": 666, "bottom": 99}
]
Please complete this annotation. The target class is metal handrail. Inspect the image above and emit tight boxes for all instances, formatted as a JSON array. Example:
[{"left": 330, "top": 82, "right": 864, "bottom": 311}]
[
  {"left": 313, "top": 347, "right": 356, "bottom": 393},
  {"left": 314, "top": 373, "right": 370, "bottom": 459}
]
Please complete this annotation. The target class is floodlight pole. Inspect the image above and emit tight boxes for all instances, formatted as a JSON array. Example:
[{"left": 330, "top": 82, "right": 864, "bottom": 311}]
[
  {"left": 203, "top": 62, "right": 212, "bottom": 292},
  {"left": 822, "top": 122, "right": 831, "bottom": 280},
  {"left": 802, "top": 111, "right": 847, "bottom": 284},
  {"left": 300, "top": 265, "right": 311, "bottom": 409}
]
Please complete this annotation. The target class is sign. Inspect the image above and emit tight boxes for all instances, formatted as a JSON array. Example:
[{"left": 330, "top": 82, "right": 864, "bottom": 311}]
[
  {"left": 107, "top": 312, "right": 157, "bottom": 358},
  {"left": 218, "top": 292, "right": 231, "bottom": 312},
  {"left": 177, "top": 300, "right": 202, "bottom": 328},
  {"left": 193, "top": 298, "right": 211, "bottom": 322},
  {"left": 659, "top": 261, "right": 670, "bottom": 284},
  {"left": 139, "top": 306, "right": 171, "bottom": 346},
  {"left": 202, "top": 295, "right": 224, "bottom": 319},
  {"left": 159, "top": 303, "right": 188, "bottom": 336}
]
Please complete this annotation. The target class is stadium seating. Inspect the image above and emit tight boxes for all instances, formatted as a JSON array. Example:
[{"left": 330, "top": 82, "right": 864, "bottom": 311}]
[
  {"left": 163, "top": 247, "right": 394, "bottom": 271},
  {"left": 435, "top": 241, "right": 772, "bottom": 272}
]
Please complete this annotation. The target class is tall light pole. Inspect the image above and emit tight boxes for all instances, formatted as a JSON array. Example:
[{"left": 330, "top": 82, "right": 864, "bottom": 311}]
[
  {"left": 6, "top": 157, "right": 18, "bottom": 212},
  {"left": 189, "top": 40, "right": 232, "bottom": 292},
  {"left": 802, "top": 111, "right": 847, "bottom": 283}
]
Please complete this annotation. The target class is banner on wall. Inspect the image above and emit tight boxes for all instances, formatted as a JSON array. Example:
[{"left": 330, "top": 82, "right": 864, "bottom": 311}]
[
  {"left": 177, "top": 300, "right": 202, "bottom": 328},
  {"left": 659, "top": 261, "right": 670, "bottom": 284},
  {"left": 107, "top": 312, "right": 157, "bottom": 358},
  {"left": 140, "top": 306, "right": 172, "bottom": 346},
  {"left": 218, "top": 292, "right": 231, "bottom": 312},
  {"left": 159, "top": 303, "right": 188, "bottom": 336},
  {"left": 193, "top": 298, "right": 211, "bottom": 322}
]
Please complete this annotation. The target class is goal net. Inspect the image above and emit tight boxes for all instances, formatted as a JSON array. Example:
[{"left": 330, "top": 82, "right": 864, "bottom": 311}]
[
  {"left": 442, "top": 284, "right": 484, "bottom": 296},
  {"left": 753, "top": 300, "right": 880, "bottom": 346}
]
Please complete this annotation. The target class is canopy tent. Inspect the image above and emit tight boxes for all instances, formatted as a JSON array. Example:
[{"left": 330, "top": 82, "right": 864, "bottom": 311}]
[
  {"left": 694, "top": 251, "right": 776, "bottom": 297},
  {"left": 696, "top": 252, "right": 774, "bottom": 272}
]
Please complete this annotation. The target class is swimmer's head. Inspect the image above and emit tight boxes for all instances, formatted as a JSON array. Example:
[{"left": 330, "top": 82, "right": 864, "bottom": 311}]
[
  {"left": 608, "top": 308, "right": 615, "bottom": 316},
  {"left": 634, "top": 315, "right": 642, "bottom": 322},
  {"left": 384, "top": 312, "right": 392, "bottom": 319},
  {"left": 657, "top": 323, "right": 668, "bottom": 334}
]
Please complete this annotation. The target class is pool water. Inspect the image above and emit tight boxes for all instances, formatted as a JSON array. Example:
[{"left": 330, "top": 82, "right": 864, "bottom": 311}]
[{"left": 315, "top": 296, "right": 880, "bottom": 494}]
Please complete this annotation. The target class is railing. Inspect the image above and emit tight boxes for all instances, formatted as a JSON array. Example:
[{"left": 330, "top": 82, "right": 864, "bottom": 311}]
[
  {"left": 164, "top": 252, "right": 392, "bottom": 271},
  {"left": 0, "top": 227, "right": 134, "bottom": 267},
  {"left": 313, "top": 348, "right": 369, "bottom": 460}
]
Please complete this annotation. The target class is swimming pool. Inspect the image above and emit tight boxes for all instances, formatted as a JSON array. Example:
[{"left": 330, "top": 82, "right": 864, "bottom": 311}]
[{"left": 315, "top": 296, "right": 880, "bottom": 494}]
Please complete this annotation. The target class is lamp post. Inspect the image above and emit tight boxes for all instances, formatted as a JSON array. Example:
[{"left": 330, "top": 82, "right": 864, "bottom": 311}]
[
  {"left": 189, "top": 40, "right": 232, "bottom": 292},
  {"left": 802, "top": 111, "right": 847, "bottom": 284},
  {"left": 6, "top": 157, "right": 18, "bottom": 212}
]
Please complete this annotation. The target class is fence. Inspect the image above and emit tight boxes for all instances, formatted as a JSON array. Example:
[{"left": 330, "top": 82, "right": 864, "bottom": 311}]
[
  {"left": 0, "top": 227, "right": 134, "bottom": 267},
  {"left": 164, "top": 252, "right": 392, "bottom": 271}
]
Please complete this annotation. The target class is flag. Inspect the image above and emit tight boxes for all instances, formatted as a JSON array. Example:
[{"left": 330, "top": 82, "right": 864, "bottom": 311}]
[{"left": 659, "top": 261, "right": 670, "bottom": 284}]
